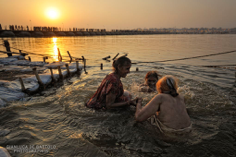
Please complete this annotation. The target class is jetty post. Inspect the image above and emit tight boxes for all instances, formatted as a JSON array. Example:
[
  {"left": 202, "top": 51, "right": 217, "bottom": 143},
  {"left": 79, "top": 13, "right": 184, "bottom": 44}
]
[
  {"left": 67, "top": 51, "right": 73, "bottom": 63},
  {"left": 57, "top": 66, "right": 63, "bottom": 79},
  {"left": 18, "top": 50, "right": 27, "bottom": 56},
  {"left": 82, "top": 56, "right": 88, "bottom": 74},
  {"left": 49, "top": 68, "right": 56, "bottom": 82},
  {"left": 43, "top": 56, "right": 48, "bottom": 63},
  {"left": 57, "top": 48, "right": 63, "bottom": 62},
  {"left": 112, "top": 53, "right": 119, "bottom": 60},
  {"left": 32, "top": 67, "right": 44, "bottom": 86},
  {"left": 101, "top": 63, "right": 103, "bottom": 70},
  {"left": 19, "top": 77, "right": 26, "bottom": 92},
  {"left": 102, "top": 55, "right": 111, "bottom": 60},
  {"left": 76, "top": 61, "right": 80, "bottom": 72},
  {"left": 4, "top": 40, "right": 12, "bottom": 57},
  {"left": 65, "top": 63, "right": 71, "bottom": 76},
  {"left": 120, "top": 54, "right": 128, "bottom": 58}
]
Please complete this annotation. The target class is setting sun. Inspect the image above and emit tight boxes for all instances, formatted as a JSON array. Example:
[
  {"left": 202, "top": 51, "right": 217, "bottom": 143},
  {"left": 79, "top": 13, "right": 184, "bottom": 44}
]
[{"left": 45, "top": 8, "right": 59, "bottom": 19}]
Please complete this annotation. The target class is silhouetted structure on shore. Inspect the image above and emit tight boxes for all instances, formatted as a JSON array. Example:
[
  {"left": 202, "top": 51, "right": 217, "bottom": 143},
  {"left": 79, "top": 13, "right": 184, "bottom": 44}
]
[{"left": 0, "top": 24, "right": 236, "bottom": 37}]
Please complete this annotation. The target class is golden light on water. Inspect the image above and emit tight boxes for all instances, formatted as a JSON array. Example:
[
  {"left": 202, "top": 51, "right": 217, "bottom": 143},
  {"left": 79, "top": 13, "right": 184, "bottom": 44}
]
[
  {"left": 45, "top": 8, "right": 60, "bottom": 19},
  {"left": 53, "top": 38, "right": 57, "bottom": 43},
  {"left": 52, "top": 38, "right": 58, "bottom": 61}
]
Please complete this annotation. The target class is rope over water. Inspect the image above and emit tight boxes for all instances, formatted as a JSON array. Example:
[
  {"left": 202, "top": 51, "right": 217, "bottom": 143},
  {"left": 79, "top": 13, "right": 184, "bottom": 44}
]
[{"left": 133, "top": 50, "right": 236, "bottom": 64}]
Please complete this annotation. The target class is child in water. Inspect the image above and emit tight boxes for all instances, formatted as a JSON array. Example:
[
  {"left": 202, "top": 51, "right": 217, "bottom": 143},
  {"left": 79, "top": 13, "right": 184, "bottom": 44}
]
[{"left": 139, "top": 71, "right": 159, "bottom": 92}]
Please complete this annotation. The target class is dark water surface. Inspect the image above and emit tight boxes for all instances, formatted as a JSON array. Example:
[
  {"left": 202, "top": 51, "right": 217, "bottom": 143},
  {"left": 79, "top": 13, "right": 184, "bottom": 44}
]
[{"left": 0, "top": 35, "right": 236, "bottom": 156}]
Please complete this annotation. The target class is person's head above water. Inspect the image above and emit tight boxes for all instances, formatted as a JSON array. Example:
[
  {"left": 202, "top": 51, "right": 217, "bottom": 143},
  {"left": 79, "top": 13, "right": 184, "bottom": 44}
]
[
  {"left": 112, "top": 56, "right": 131, "bottom": 78},
  {"left": 145, "top": 71, "right": 159, "bottom": 87},
  {"left": 156, "top": 75, "right": 179, "bottom": 97}
]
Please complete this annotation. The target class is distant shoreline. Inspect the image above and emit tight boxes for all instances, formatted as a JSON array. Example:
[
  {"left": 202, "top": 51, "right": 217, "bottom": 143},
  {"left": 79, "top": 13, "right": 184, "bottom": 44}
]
[{"left": 0, "top": 30, "right": 235, "bottom": 37}]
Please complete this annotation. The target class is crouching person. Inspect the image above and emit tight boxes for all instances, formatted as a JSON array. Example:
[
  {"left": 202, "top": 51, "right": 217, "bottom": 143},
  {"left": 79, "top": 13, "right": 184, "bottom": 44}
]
[
  {"left": 85, "top": 56, "right": 138, "bottom": 110},
  {"left": 135, "top": 75, "right": 192, "bottom": 134}
]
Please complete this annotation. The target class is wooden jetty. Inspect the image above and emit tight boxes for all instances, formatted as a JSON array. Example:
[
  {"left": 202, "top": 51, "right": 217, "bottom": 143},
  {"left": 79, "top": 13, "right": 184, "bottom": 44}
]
[{"left": 0, "top": 48, "right": 85, "bottom": 107}]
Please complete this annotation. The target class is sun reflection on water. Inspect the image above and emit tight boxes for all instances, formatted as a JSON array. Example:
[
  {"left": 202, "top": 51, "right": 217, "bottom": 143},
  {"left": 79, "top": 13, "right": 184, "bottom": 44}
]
[{"left": 52, "top": 37, "right": 58, "bottom": 61}]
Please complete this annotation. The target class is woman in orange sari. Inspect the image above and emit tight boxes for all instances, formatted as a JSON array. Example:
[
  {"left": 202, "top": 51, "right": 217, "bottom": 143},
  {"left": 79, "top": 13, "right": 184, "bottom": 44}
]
[{"left": 86, "top": 56, "right": 138, "bottom": 110}]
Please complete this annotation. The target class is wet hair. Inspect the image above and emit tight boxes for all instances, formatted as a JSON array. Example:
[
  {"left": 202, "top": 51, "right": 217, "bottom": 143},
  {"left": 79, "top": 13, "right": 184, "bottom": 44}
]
[
  {"left": 112, "top": 56, "right": 131, "bottom": 72},
  {"left": 156, "top": 75, "right": 179, "bottom": 97},
  {"left": 145, "top": 71, "right": 159, "bottom": 80}
]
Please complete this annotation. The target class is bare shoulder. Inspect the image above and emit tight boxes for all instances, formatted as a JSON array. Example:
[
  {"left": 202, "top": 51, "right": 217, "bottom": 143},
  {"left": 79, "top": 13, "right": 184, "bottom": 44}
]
[
  {"left": 156, "top": 93, "right": 169, "bottom": 99},
  {"left": 153, "top": 93, "right": 162, "bottom": 98},
  {"left": 152, "top": 93, "right": 164, "bottom": 102}
]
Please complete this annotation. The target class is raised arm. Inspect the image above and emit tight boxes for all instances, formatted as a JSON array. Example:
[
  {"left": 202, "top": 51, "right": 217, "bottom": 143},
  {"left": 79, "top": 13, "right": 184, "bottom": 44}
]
[{"left": 135, "top": 94, "right": 162, "bottom": 122}]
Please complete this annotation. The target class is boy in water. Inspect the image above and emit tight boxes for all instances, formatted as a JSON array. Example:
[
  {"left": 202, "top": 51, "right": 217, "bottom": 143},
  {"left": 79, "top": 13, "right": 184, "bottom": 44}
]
[{"left": 139, "top": 71, "right": 159, "bottom": 93}]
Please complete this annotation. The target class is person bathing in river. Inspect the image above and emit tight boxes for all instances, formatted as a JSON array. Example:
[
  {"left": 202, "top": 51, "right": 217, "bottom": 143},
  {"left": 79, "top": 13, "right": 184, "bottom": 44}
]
[
  {"left": 135, "top": 75, "right": 192, "bottom": 133},
  {"left": 139, "top": 71, "right": 159, "bottom": 93},
  {"left": 85, "top": 56, "right": 138, "bottom": 110}
]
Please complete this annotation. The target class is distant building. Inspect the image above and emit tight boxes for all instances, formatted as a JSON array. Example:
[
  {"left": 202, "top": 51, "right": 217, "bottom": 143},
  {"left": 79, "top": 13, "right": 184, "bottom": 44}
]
[
  {"left": 42, "top": 27, "right": 47, "bottom": 31},
  {"left": 34, "top": 27, "right": 42, "bottom": 31},
  {"left": 78, "top": 28, "right": 85, "bottom": 31},
  {"left": 52, "top": 27, "right": 58, "bottom": 31},
  {"left": 9, "top": 25, "right": 14, "bottom": 31}
]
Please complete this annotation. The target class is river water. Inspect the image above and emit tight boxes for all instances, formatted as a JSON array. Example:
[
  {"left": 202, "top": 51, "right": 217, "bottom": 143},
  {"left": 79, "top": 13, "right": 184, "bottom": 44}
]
[{"left": 0, "top": 34, "right": 236, "bottom": 156}]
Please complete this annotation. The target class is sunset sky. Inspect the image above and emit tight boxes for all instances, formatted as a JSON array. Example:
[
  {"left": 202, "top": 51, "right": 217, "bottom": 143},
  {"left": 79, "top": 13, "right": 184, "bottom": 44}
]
[{"left": 0, "top": 0, "right": 236, "bottom": 30}]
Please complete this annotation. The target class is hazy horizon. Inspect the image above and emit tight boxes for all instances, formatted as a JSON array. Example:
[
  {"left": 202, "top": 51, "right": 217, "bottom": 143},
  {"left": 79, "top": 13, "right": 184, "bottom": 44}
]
[{"left": 1, "top": 0, "right": 236, "bottom": 30}]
